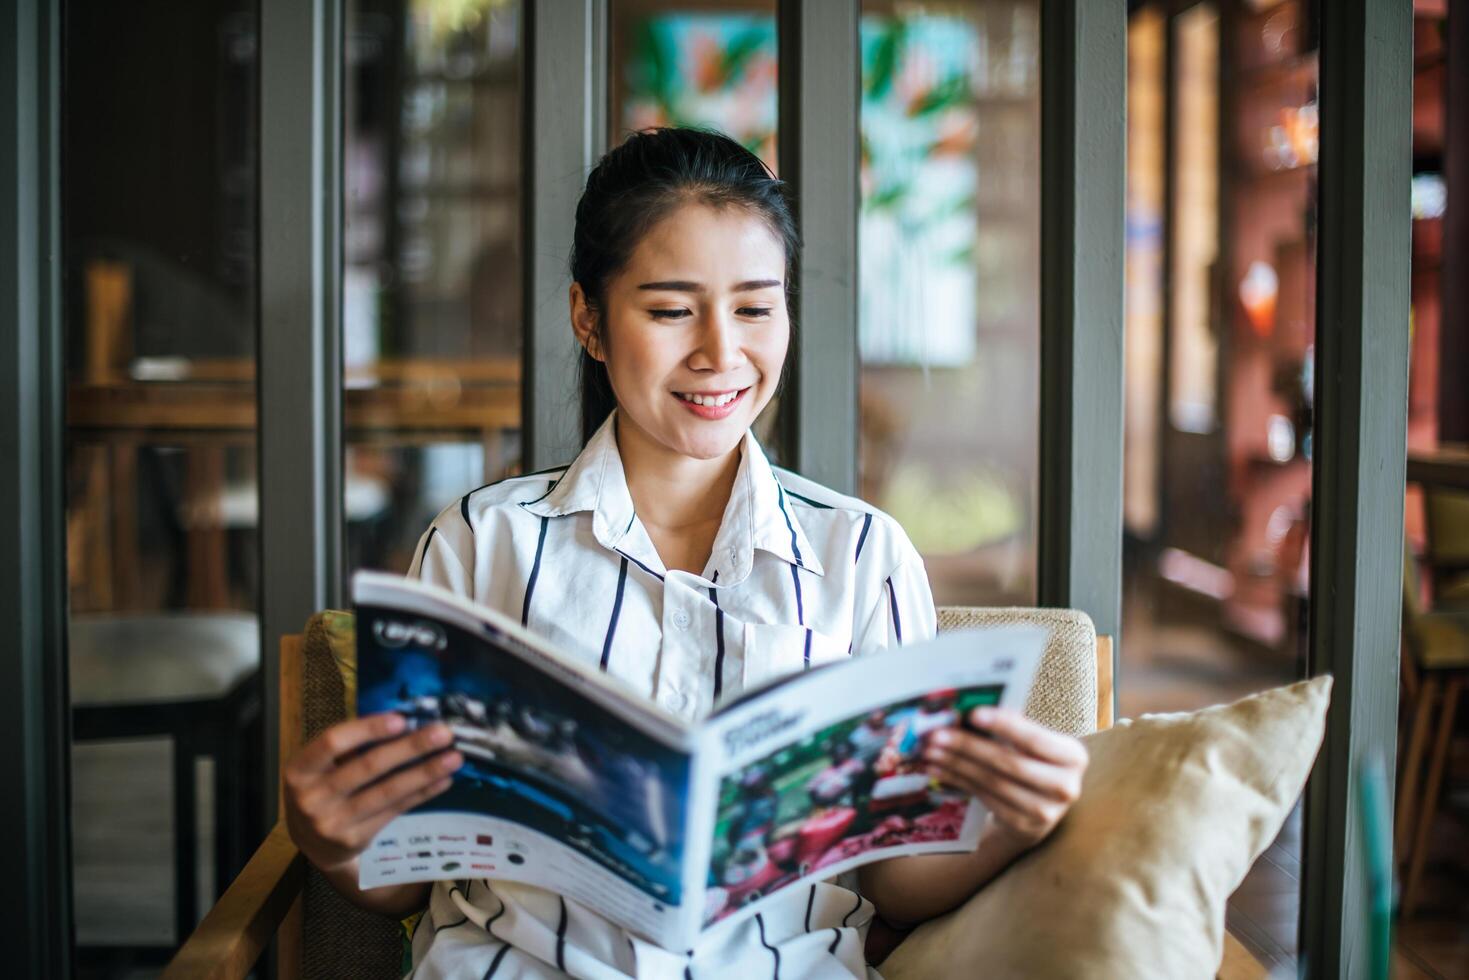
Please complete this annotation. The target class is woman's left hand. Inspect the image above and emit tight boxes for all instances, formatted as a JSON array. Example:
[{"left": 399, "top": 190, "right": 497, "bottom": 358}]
[{"left": 923, "top": 707, "right": 1088, "bottom": 847}]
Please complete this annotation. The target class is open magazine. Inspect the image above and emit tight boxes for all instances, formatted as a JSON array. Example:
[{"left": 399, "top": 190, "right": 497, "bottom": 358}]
[{"left": 353, "top": 571, "right": 1044, "bottom": 951}]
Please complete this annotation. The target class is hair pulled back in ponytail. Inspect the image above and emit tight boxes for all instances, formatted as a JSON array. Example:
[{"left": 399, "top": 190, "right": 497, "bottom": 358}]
[{"left": 570, "top": 127, "right": 799, "bottom": 445}]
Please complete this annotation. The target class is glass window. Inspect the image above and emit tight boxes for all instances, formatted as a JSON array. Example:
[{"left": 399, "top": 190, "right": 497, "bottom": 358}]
[
  {"left": 1122, "top": 1, "right": 1318, "bottom": 969},
  {"left": 343, "top": 0, "right": 525, "bottom": 578},
  {"left": 63, "top": 0, "right": 262, "bottom": 956},
  {"left": 858, "top": 0, "right": 1041, "bottom": 606}
]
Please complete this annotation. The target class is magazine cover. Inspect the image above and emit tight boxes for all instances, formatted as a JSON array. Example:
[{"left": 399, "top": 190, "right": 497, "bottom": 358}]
[
  {"left": 352, "top": 572, "right": 1045, "bottom": 950},
  {"left": 355, "top": 574, "right": 696, "bottom": 946}
]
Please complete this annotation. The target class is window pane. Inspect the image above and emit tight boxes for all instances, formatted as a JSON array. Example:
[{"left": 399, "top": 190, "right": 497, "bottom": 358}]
[
  {"left": 1401, "top": 0, "right": 1468, "bottom": 957},
  {"left": 858, "top": 0, "right": 1041, "bottom": 606},
  {"left": 1122, "top": 1, "right": 1318, "bottom": 968},
  {"left": 63, "top": 0, "right": 262, "bottom": 952},
  {"left": 344, "top": 0, "right": 524, "bottom": 577}
]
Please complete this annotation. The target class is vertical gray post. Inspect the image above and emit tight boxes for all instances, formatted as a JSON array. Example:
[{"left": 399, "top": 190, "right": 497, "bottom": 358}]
[
  {"left": 0, "top": 0, "right": 71, "bottom": 973},
  {"left": 1037, "top": 0, "right": 1125, "bottom": 645},
  {"left": 777, "top": 0, "right": 861, "bottom": 492},
  {"left": 1303, "top": 1, "right": 1411, "bottom": 975},
  {"left": 523, "top": 0, "right": 607, "bottom": 469},
  {"left": 260, "top": 0, "right": 344, "bottom": 816}
]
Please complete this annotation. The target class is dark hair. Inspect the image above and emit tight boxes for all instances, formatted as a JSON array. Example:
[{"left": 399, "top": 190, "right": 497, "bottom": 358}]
[{"left": 570, "top": 127, "right": 799, "bottom": 444}]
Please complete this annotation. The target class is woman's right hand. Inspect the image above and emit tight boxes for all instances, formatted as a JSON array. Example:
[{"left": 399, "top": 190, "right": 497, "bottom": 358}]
[{"left": 283, "top": 712, "right": 463, "bottom": 873}]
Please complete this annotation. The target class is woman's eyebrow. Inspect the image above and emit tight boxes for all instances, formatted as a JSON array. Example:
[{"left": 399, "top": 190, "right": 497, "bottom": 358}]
[{"left": 636, "top": 279, "right": 782, "bottom": 292}]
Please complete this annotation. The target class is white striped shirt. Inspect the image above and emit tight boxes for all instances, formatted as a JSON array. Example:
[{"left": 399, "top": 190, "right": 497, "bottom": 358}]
[{"left": 406, "top": 411, "right": 937, "bottom": 979}]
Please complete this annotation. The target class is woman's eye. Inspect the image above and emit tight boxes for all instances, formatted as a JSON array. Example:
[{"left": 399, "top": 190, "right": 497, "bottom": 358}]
[
  {"left": 738, "top": 307, "right": 773, "bottom": 318},
  {"left": 649, "top": 308, "right": 691, "bottom": 320}
]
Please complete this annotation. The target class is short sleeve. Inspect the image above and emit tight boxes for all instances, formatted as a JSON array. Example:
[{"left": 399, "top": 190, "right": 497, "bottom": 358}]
[
  {"left": 407, "top": 521, "right": 473, "bottom": 597},
  {"left": 852, "top": 555, "right": 937, "bottom": 655}
]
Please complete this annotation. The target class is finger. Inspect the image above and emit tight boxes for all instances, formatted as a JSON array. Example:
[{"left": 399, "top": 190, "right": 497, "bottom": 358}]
[
  {"left": 346, "top": 749, "right": 464, "bottom": 826},
  {"left": 929, "top": 751, "right": 1063, "bottom": 820},
  {"left": 325, "top": 723, "right": 456, "bottom": 797},
  {"left": 349, "top": 776, "right": 455, "bottom": 847},
  {"left": 953, "top": 778, "right": 1040, "bottom": 837},
  {"left": 291, "top": 713, "right": 408, "bottom": 776},
  {"left": 967, "top": 708, "right": 1088, "bottom": 767},
  {"left": 928, "top": 731, "right": 1077, "bottom": 802}
]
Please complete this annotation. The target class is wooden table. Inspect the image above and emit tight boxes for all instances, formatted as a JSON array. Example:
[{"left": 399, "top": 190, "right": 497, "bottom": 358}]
[
  {"left": 1407, "top": 445, "right": 1469, "bottom": 492},
  {"left": 67, "top": 360, "right": 522, "bottom": 610}
]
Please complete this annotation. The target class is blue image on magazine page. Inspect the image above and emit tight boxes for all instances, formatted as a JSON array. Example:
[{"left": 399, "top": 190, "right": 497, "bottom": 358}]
[{"left": 357, "top": 605, "right": 690, "bottom": 905}]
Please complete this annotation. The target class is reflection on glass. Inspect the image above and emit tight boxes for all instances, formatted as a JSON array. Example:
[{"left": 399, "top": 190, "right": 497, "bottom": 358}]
[
  {"left": 858, "top": 1, "right": 1040, "bottom": 606},
  {"left": 344, "top": 0, "right": 524, "bottom": 577},
  {"left": 63, "top": 0, "right": 262, "bottom": 952}
]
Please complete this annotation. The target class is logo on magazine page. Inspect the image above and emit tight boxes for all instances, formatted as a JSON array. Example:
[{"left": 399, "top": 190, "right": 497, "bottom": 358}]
[
  {"left": 408, "top": 834, "right": 432, "bottom": 844},
  {"left": 441, "top": 861, "right": 461, "bottom": 872},
  {"left": 374, "top": 617, "right": 447, "bottom": 651},
  {"left": 722, "top": 707, "right": 806, "bottom": 756}
]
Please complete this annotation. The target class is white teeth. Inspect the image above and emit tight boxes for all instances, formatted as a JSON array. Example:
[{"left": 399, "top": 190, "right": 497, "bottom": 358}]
[{"left": 679, "top": 390, "right": 740, "bottom": 407}]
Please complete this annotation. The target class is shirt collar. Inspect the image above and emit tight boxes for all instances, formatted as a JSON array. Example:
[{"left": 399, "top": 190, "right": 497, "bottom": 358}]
[
  {"left": 519, "top": 410, "right": 824, "bottom": 584},
  {"left": 712, "top": 428, "right": 824, "bottom": 585}
]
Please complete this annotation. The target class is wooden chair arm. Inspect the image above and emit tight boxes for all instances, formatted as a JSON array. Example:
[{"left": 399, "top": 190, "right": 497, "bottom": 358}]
[
  {"left": 1219, "top": 930, "right": 1270, "bottom": 980},
  {"left": 162, "top": 821, "right": 306, "bottom": 980}
]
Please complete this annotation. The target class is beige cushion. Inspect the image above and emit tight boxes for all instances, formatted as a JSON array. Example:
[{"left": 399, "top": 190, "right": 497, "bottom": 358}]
[
  {"left": 938, "top": 607, "right": 1098, "bottom": 738},
  {"left": 881, "top": 677, "right": 1332, "bottom": 980}
]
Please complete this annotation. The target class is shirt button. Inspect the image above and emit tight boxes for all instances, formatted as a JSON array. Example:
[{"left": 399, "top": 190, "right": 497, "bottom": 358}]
[{"left": 671, "top": 609, "right": 691, "bottom": 631}]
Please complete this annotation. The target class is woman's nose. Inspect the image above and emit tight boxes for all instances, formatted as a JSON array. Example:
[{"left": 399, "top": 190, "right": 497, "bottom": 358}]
[{"left": 692, "top": 314, "right": 743, "bottom": 373}]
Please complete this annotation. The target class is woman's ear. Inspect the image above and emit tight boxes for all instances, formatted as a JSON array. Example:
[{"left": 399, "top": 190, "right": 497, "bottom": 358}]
[{"left": 569, "top": 282, "right": 604, "bottom": 362}]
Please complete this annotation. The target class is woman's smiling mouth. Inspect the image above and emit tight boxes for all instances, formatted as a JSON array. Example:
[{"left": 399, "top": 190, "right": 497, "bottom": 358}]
[{"left": 673, "top": 387, "right": 749, "bottom": 418}]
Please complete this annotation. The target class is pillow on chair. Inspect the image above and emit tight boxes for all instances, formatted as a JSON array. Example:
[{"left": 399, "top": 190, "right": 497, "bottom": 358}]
[{"left": 879, "top": 677, "right": 1331, "bottom": 980}]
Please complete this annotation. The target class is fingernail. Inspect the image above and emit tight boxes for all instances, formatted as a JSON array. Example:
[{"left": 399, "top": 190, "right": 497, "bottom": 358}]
[
  {"left": 931, "top": 730, "right": 951, "bottom": 747},
  {"left": 972, "top": 707, "right": 995, "bottom": 725},
  {"left": 429, "top": 725, "right": 453, "bottom": 746},
  {"left": 440, "top": 751, "right": 463, "bottom": 772},
  {"left": 385, "top": 713, "right": 406, "bottom": 733}
]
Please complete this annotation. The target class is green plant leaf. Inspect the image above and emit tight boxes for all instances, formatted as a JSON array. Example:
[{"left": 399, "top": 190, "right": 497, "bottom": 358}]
[
  {"left": 907, "top": 72, "right": 973, "bottom": 117},
  {"left": 720, "top": 25, "right": 771, "bottom": 85},
  {"left": 864, "top": 21, "right": 906, "bottom": 100}
]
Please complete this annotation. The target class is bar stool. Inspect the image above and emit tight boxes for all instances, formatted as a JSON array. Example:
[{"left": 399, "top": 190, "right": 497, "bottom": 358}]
[{"left": 1395, "top": 549, "right": 1469, "bottom": 916}]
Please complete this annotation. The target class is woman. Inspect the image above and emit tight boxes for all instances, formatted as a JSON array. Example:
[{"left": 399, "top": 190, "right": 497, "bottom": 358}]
[{"left": 284, "top": 127, "right": 1087, "bottom": 979}]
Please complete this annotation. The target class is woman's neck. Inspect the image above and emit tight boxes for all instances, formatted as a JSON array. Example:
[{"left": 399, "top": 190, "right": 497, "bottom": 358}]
[{"left": 614, "top": 416, "right": 740, "bottom": 561}]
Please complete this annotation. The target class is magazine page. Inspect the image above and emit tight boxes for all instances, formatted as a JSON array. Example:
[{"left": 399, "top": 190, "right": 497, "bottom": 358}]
[
  {"left": 685, "top": 626, "right": 1046, "bottom": 940},
  {"left": 352, "top": 573, "right": 698, "bottom": 948}
]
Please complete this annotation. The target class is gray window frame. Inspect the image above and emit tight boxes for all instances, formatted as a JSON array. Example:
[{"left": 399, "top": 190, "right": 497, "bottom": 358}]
[
  {"left": 1, "top": 0, "right": 72, "bottom": 972},
  {"left": 259, "top": 0, "right": 346, "bottom": 820},
  {"left": 1303, "top": 1, "right": 1411, "bottom": 975}
]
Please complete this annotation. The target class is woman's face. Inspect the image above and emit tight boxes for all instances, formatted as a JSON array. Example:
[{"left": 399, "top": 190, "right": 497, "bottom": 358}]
[{"left": 573, "top": 202, "right": 790, "bottom": 462}]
